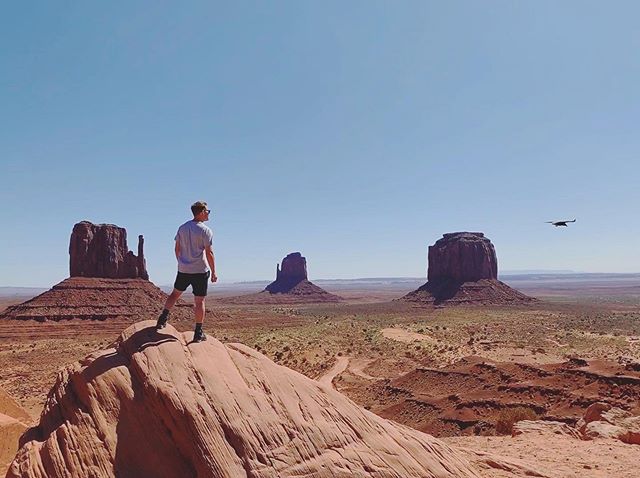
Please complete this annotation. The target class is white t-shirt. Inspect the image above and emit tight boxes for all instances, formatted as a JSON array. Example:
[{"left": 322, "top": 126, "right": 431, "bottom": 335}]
[{"left": 175, "top": 220, "right": 213, "bottom": 273}]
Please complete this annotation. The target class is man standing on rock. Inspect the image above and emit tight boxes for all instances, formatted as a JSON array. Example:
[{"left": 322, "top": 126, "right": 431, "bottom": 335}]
[{"left": 156, "top": 201, "right": 217, "bottom": 342}]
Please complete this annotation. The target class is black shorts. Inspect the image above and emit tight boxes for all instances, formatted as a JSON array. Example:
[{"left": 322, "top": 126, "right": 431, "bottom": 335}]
[{"left": 174, "top": 271, "right": 210, "bottom": 297}]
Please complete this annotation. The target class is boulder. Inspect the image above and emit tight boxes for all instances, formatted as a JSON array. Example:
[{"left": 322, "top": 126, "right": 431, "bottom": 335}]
[
  {"left": 578, "top": 402, "right": 640, "bottom": 445},
  {"left": 7, "top": 321, "right": 481, "bottom": 478},
  {"left": 69, "top": 221, "right": 148, "bottom": 279}
]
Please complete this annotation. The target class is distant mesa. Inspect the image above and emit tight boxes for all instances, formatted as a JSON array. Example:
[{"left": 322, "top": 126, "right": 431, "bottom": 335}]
[
  {"left": 222, "top": 252, "right": 342, "bottom": 304},
  {"left": 70, "top": 221, "right": 148, "bottom": 279},
  {"left": 0, "top": 221, "right": 188, "bottom": 322},
  {"left": 400, "top": 232, "right": 535, "bottom": 305},
  {"left": 266, "top": 252, "right": 309, "bottom": 292},
  {"left": 6, "top": 321, "right": 481, "bottom": 477}
]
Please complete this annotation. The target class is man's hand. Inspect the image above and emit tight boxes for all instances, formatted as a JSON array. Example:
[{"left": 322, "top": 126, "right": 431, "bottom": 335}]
[{"left": 211, "top": 273, "right": 218, "bottom": 283}]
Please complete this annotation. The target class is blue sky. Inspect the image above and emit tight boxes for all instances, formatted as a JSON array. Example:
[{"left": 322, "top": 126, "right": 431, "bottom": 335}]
[{"left": 1, "top": 1, "right": 639, "bottom": 287}]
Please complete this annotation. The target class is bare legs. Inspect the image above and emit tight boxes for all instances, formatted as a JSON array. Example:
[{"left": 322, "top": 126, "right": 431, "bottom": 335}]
[
  {"left": 163, "top": 288, "right": 183, "bottom": 310},
  {"left": 194, "top": 296, "right": 205, "bottom": 324},
  {"left": 158, "top": 289, "right": 206, "bottom": 341}
]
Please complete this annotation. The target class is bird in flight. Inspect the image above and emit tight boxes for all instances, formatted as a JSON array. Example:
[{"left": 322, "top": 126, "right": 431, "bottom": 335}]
[{"left": 546, "top": 219, "right": 576, "bottom": 227}]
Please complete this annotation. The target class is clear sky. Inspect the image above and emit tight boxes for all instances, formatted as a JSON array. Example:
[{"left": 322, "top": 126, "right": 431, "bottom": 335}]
[{"left": 1, "top": 1, "right": 639, "bottom": 287}]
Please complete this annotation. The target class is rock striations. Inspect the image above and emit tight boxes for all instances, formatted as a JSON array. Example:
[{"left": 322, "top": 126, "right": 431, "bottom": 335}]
[
  {"left": 223, "top": 252, "right": 341, "bottom": 304},
  {"left": 70, "top": 221, "right": 148, "bottom": 279},
  {"left": 0, "top": 277, "right": 186, "bottom": 322},
  {"left": 401, "top": 232, "right": 534, "bottom": 305},
  {"left": 0, "top": 222, "right": 189, "bottom": 323},
  {"left": 8, "top": 321, "right": 481, "bottom": 478}
]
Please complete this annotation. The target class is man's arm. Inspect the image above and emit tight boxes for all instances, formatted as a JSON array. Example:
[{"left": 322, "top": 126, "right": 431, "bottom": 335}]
[
  {"left": 174, "top": 240, "right": 180, "bottom": 261},
  {"left": 205, "top": 245, "right": 217, "bottom": 282}
]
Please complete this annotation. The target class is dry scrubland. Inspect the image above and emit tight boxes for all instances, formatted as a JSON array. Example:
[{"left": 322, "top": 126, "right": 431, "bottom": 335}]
[{"left": 1, "top": 277, "right": 639, "bottom": 476}]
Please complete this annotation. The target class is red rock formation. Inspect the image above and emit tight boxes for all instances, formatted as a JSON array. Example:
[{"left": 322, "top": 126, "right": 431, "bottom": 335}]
[
  {"left": 578, "top": 402, "right": 640, "bottom": 444},
  {"left": 266, "top": 252, "right": 308, "bottom": 292},
  {"left": 0, "top": 277, "right": 191, "bottom": 322},
  {"left": 401, "top": 232, "right": 534, "bottom": 305},
  {"left": 69, "top": 221, "right": 148, "bottom": 280},
  {"left": 278, "top": 252, "right": 308, "bottom": 282},
  {"left": 427, "top": 232, "right": 497, "bottom": 282},
  {"left": 0, "top": 387, "right": 30, "bottom": 476},
  {"left": 7, "top": 321, "right": 482, "bottom": 478},
  {"left": 339, "top": 356, "right": 640, "bottom": 438},
  {"left": 235, "top": 251, "right": 343, "bottom": 302}
]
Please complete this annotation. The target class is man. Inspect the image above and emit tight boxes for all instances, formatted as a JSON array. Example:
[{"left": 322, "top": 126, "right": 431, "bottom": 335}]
[{"left": 156, "top": 201, "right": 217, "bottom": 342}]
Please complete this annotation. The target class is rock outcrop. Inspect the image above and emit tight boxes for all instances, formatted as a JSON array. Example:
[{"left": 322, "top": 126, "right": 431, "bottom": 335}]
[
  {"left": 400, "top": 232, "right": 534, "bottom": 305},
  {"left": 7, "top": 321, "right": 481, "bottom": 478},
  {"left": 0, "top": 387, "right": 30, "bottom": 476},
  {"left": 69, "top": 221, "right": 148, "bottom": 279},
  {"left": 578, "top": 402, "right": 640, "bottom": 445}
]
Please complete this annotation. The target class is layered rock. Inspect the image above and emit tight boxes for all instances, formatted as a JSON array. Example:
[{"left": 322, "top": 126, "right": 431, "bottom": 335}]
[
  {"left": 0, "top": 278, "right": 190, "bottom": 322},
  {"left": 1, "top": 222, "right": 191, "bottom": 322},
  {"left": 70, "top": 221, "right": 148, "bottom": 279},
  {"left": 7, "top": 321, "right": 482, "bottom": 478},
  {"left": 337, "top": 355, "right": 640, "bottom": 438},
  {"left": 401, "top": 232, "right": 534, "bottom": 305}
]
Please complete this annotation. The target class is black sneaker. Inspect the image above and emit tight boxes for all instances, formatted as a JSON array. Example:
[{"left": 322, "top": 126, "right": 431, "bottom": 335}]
[
  {"left": 193, "top": 330, "right": 207, "bottom": 342},
  {"left": 156, "top": 310, "right": 169, "bottom": 330}
]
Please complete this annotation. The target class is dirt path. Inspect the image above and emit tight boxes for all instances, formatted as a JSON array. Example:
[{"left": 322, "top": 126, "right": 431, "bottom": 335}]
[
  {"left": 317, "top": 356, "right": 349, "bottom": 387},
  {"left": 348, "top": 358, "right": 378, "bottom": 380}
]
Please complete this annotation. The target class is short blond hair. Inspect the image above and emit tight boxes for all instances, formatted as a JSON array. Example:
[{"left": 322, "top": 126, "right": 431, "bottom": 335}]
[{"left": 191, "top": 201, "right": 208, "bottom": 216}]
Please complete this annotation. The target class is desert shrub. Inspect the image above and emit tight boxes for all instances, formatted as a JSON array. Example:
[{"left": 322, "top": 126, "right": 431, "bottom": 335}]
[{"left": 495, "top": 407, "right": 537, "bottom": 435}]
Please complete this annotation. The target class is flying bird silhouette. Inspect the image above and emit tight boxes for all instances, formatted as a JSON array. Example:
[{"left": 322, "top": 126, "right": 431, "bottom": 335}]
[{"left": 546, "top": 219, "right": 576, "bottom": 227}]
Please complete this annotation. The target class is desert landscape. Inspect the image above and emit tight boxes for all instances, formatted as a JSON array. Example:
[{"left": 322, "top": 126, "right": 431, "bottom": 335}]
[
  {"left": 1, "top": 224, "right": 639, "bottom": 477},
  {"left": 4, "top": 3, "right": 639, "bottom": 476}
]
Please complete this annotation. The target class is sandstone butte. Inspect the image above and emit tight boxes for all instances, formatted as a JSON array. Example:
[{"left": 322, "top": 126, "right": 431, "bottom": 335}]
[
  {"left": 69, "top": 221, "right": 148, "bottom": 280},
  {"left": 0, "top": 222, "right": 191, "bottom": 323},
  {"left": 401, "top": 232, "right": 534, "bottom": 305},
  {"left": 222, "top": 252, "right": 342, "bottom": 304},
  {"left": 7, "top": 321, "right": 485, "bottom": 478}
]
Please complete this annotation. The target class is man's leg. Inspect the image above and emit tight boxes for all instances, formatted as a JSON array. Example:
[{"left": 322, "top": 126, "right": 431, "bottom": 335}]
[
  {"left": 194, "top": 295, "right": 205, "bottom": 324},
  {"left": 165, "top": 288, "right": 184, "bottom": 310},
  {"left": 193, "top": 296, "right": 207, "bottom": 342},
  {"left": 157, "top": 288, "right": 184, "bottom": 329}
]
